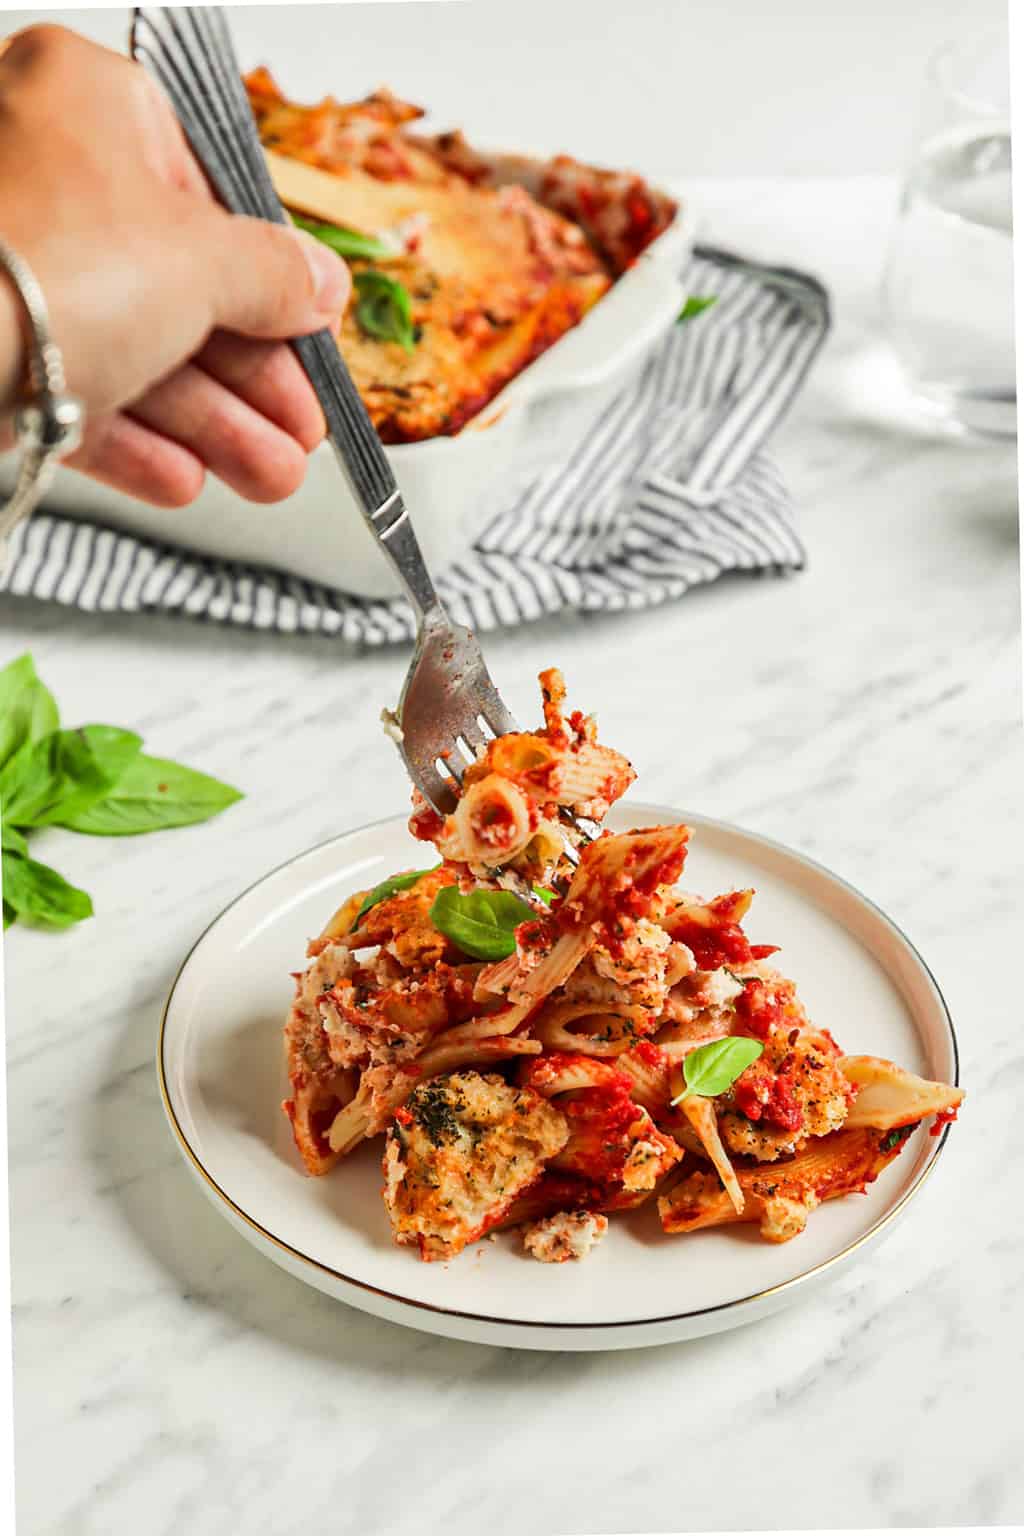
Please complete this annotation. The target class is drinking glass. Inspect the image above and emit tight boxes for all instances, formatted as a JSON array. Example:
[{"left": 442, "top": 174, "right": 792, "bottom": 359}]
[{"left": 882, "top": 33, "right": 1014, "bottom": 437}]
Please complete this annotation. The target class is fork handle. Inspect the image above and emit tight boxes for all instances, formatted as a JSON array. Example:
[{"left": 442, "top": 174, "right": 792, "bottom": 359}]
[{"left": 293, "top": 330, "right": 442, "bottom": 620}]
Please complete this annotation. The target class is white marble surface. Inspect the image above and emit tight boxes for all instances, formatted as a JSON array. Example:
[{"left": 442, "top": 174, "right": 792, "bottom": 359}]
[{"left": 2, "top": 179, "right": 1021, "bottom": 1535}]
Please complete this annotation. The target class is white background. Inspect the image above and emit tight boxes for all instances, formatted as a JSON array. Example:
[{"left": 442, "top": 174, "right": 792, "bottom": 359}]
[
  {"left": 0, "top": 3, "right": 1020, "bottom": 1535},
  {"left": 0, "top": 0, "right": 1010, "bottom": 177}
]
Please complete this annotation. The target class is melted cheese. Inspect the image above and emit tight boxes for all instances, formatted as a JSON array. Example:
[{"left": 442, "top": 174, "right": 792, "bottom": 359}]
[{"left": 247, "top": 74, "right": 614, "bottom": 442}]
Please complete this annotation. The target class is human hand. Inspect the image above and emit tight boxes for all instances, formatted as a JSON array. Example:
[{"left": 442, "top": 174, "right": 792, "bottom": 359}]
[{"left": 0, "top": 25, "right": 350, "bottom": 506}]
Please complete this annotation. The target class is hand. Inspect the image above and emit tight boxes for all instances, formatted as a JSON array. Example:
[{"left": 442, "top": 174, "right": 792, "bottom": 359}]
[{"left": 0, "top": 25, "right": 350, "bottom": 507}]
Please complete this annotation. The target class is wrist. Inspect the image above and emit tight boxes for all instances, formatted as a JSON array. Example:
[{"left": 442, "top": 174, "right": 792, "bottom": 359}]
[
  {"left": 0, "top": 261, "right": 28, "bottom": 415},
  {"left": 0, "top": 237, "right": 84, "bottom": 545}
]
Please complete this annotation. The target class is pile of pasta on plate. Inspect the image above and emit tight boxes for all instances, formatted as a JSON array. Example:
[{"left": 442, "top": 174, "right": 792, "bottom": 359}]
[{"left": 283, "top": 669, "right": 962, "bottom": 1264}]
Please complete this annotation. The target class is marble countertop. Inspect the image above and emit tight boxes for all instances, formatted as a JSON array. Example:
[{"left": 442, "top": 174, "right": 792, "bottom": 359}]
[{"left": 3, "top": 179, "right": 1021, "bottom": 1536}]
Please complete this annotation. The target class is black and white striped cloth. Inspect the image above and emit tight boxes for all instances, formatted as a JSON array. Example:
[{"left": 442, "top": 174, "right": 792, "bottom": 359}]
[{"left": 0, "top": 246, "right": 830, "bottom": 645}]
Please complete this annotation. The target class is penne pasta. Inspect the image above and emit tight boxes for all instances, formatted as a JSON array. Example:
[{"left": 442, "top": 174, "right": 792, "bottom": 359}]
[
  {"left": 677, "top": 1092, "right": 745, "bottom": 1214},
  {"left": 839, "top": 1055, "right": 965, "bottom": 1130},
  {"left": 659, "top": 1126, "right": 914, "bottom": 1242}
]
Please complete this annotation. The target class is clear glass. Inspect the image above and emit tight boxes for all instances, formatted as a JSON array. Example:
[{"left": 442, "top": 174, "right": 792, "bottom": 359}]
[{"left": 882, "top": 33, "right": 1014, "bottom": 437}]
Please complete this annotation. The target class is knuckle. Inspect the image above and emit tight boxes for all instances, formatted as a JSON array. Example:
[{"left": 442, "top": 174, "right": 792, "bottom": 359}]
[{"left": 4, "top": 24, "right": 86, "bottom": 77}]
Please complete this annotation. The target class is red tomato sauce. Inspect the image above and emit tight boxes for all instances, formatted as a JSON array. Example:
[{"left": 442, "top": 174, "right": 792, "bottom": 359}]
[
  {"left": 733, "top": 1067, "right": 804, "bottom": 1134},
  {"left": 670, "top": 917, "right": 751, "bottom": 970},
  {"left": 734, "top": 979, "right": 785, "bottom": 1039},
  {"left": 559, "top": 1081, "right": 644, "bottom": 1182},
  {"left": 631, "top": 1039, "right": 664, "bottom": 1069},
  {"left": 930, "top": 1106, "right": 959, "bottom": 1136}
]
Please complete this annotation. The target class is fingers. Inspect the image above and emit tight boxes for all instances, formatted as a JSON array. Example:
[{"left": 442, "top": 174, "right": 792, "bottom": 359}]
[
  {"left": 66, "top": 411, "right": 206, "bottom": 508},
  {"left": 196, "top": 331, "right": 326, "bottom": 453},
  {"left": 66, "top": 342, "right": 323, "bottom": 508},
  {"left": 129, "top": 360, "right": 311, "bottom": 503},
  {"left": 199, "top": 206, "right": 351, "bottom": 340}
]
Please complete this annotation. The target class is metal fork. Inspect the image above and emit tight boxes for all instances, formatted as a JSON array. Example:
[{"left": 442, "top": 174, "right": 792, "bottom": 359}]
[
  {"left": 130, "top": 5, "right": 541, "bottom": 821},
  {"left": 131, "top": 7, "right": 600, "bottom": 859}
]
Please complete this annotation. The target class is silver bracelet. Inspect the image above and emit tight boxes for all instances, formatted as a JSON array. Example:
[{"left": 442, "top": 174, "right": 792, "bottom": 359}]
[{"left": 0, "top": 238, "right": 84, "bottom": 550}]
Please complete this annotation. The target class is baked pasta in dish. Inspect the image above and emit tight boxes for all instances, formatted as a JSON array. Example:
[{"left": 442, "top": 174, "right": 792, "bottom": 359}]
[
  {"left": 244, "top": 70, "right": 677, "bottom": 442},
  {"left": 282, "top": 669, "right": 962, "bottom": 1263}
]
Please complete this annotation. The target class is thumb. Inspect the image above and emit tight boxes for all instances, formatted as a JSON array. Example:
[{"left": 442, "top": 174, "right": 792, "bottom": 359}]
[{"left": 200, "top": 208, "right": 351, "bottom": 339}]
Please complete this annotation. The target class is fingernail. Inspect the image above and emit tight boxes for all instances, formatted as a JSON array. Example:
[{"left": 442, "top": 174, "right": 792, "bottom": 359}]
[{"left": 295, "top": 229, "right": 350, "bottom": 315}]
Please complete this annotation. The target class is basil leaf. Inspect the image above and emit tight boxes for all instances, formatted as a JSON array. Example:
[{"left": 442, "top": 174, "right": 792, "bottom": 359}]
[
  {"left": 0, "top": 725, "right": 142, "bottom": 828},
  {"left": 0, "top": 653, "right": 59, "bottom": 769},
  {"left": 678, "top": 294, "right": 718, "bottom": 324},
  {"left": 3, "top": 899, "right": 15, "bottom": 929},
  {"left": 355, "top": 866, "right": 436, "bottom": 926},
  {"left": 670, "top": 1035, "right": 764, "bottom": 1104},
  {"left": 429, "top": 886, "right": 537, "bottom": 961},
  {"left": 290, "top": 212, "right": 397, "bottom": 264},
  {"left": 53, "top": 753, "right": 242, "bottom": 836},
  {"left": 532, "top": 886, "right": 557, "bottom": 906},
  {"left": 1, "top": 851, "right": 93, "bottom": 929},
  {"left": 1, "top": 822, "right": 27, "bottom": 857},
  {"left": 354, "top": 270, "right": 417, "bottom": 353}
]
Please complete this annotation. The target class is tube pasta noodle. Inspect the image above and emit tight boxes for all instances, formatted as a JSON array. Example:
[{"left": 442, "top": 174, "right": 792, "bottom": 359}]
[
  {"left": 676, "top": 1092, "right": 745, "bottom": 1214},
  {"left": 838, "top": 1055, "right": 964, "bottom": 1129},
  {"left": 281, "top": 668, "right": 964, "bottom": 1264}
]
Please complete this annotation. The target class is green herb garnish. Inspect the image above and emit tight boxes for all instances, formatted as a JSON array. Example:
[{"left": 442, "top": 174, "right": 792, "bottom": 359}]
[
  {"left": 354, "top": 270, "right": 417, "bottom": 353},
  {"left": 678, "top": 294, "right": 718, "bottom": 324},
  {"left": 355, "top": 867, "right": 436, "bottom": 926},
  {"left": 290, "top": 212, "right": 397, "bottom": 264},
  {"left": 532, "top": 885, "right": 557, "bottom": 906},
  {"left": 670, "top": 1036, "right": 764, "bottom": 1104},
  {"left": 429, "top": 886, "right": 536, "bottom": 961},
  {"left": 880, "top": 1124, "right": 916, "bottom": 1153},
  {"left": 0, "top": 652, "right": 242, "bottom": 931},
  {"left": 409, "top": 1078, "right": 464, "bottom": 1146}
]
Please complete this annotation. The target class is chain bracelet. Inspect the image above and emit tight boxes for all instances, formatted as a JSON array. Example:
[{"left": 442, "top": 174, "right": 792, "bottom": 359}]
[{"left": 0, "top": 238, "right": 85, "bottom": 554}]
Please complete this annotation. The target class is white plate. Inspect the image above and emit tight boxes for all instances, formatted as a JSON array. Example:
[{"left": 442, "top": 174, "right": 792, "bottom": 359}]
[{"left": 159, "top": 802, "right": 959, "bottom": 1351}]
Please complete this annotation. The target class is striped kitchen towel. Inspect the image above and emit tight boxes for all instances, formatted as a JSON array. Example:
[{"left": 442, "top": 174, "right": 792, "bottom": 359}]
[{"left": 0, "top": 245, "right": 830, "bottom": 645}]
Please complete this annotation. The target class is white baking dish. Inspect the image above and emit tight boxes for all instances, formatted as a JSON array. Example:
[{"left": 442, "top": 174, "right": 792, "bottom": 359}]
[{"left": 15, "top": 184, "right": 695, "bottom": 601}]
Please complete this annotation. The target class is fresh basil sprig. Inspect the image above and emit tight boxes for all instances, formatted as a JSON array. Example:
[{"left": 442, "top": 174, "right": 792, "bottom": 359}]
[
  {"left": 0, "top": 652, "right": 242, "bottom": 931},
  {"left": 1, "top": 822, "right": 27, "bottom": 858},
  {"left": 429, "top": 886, "right": 537, "bottom": 961},
  {"left": 290, "top": 212, "right": 397, "bottom": 264},
  {"left": 532, "top": 885, "right": 557, "bottom": 907},
  {"left": 670, "top": 1036, "right": 763, "bottom": 1104},
  {"left": 678, "top": 295, "right": 718, "bottom": 324},
  {"left": 355, "top": 867, "right": 437, "bottom": 926},
  {"left": 2, "top": 851, "right": 92, "bottom": 930},
  {"left": 0, "top": 724, "right": 142, "bottom": 827},
  {"left": 354, "top": 270, "right": 418, "bottom": 353},
  {"left": 0, "top": 653, "right": 57, "bottom": 766}
]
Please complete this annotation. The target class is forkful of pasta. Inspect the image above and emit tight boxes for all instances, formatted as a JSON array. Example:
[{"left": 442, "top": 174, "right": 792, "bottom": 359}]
[{"left": 131, "top": 3, "right": 591, "bottom": 866}]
